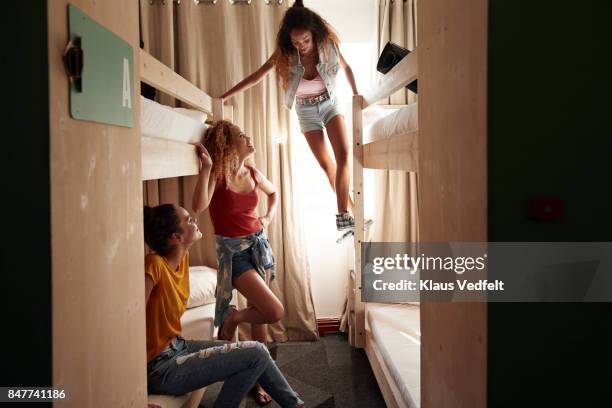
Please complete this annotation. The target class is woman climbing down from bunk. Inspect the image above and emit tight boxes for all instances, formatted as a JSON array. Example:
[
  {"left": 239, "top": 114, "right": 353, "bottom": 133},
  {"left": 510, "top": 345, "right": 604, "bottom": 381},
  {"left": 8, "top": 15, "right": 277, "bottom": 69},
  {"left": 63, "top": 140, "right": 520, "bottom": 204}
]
[
  {"left": 221, "top": 0, "right": 359, "bottom": 231},
  {"left": 192, "top": 120, "right": 283, "bottom": 406},
  {"left": 144, "top": 204, "right": 303, "bottom": 408}
]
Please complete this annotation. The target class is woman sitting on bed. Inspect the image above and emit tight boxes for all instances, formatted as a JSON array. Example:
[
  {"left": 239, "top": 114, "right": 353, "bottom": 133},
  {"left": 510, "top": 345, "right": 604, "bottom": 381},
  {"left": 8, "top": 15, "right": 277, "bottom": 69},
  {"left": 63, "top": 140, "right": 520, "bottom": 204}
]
[
  {"left": 192, "top": 120, "right": 284, "bottom": 405},
  {"left": 144, "top": 204, "right": 303, "bottom": 407}
]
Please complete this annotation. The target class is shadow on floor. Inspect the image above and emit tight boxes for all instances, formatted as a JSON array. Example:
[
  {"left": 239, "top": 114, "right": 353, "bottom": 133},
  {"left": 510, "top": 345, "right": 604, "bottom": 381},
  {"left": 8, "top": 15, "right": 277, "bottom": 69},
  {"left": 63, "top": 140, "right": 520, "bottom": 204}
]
[{"left": 200, "top": 333, "right": 386, "bottom": 407}]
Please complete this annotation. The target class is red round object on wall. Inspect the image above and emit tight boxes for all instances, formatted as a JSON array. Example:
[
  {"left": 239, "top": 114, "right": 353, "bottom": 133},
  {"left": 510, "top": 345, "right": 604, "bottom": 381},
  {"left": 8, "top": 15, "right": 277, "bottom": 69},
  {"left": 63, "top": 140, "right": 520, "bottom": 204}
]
[{"left": 527, "top": 196, "right": 565, "bottom": 220}]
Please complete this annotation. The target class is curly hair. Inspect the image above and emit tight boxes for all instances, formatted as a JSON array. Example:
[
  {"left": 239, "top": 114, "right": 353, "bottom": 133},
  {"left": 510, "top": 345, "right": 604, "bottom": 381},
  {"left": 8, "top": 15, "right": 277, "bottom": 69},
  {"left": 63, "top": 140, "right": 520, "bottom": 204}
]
[
  {"left": 274, "top": 1, "right": 340, "bottom": 90},
  {"left": 201, "top": 120, "right": 243, "bottom": 186},
  {"left": 143, "top": 204, "right": 182, "bottom": 256}
]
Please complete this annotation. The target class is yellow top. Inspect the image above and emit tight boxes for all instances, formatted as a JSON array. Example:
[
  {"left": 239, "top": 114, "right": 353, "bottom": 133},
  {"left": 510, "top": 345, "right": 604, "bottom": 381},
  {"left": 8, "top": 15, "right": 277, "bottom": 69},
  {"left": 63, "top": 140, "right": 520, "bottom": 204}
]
[{"left": 145, "top": 252, "right": 190, "bottom": 362}]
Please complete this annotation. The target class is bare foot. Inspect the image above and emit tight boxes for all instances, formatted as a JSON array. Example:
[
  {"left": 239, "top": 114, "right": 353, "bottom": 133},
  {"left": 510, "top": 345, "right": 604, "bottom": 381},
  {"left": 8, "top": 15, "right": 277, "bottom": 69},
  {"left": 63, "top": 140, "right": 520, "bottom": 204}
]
[
  {"left": 218, "top": 307, "right": 238, "bottom": 341},
  {"left": 250, "top": 383, "right": 272, "bottom": 406}
]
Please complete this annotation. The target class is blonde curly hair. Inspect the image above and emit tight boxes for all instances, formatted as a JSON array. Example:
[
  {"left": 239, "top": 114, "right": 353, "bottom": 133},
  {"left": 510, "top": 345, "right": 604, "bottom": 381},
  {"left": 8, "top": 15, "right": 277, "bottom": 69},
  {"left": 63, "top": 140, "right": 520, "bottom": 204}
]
[{"left": 202, "top": 120, "right": 251, "bottom": 186}]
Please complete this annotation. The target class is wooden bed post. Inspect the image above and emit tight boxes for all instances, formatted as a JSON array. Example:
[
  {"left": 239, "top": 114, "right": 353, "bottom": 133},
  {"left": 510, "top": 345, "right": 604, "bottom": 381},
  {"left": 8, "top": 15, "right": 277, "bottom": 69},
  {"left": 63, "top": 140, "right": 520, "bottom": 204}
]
[
  {"left": 223, "top": 104, "right": 233, "bottom": 123},
  {"left": 352, "top": 94, "right": 366, "bottom": 348},
  {"left": 212, "top": 98, "right": 224, "bottom": 121},
  {"left": 212, "top": 98, "right": 234, "bottom": 124},
  {"left": 418, "top": 0, "right": 488, "bottom": 406}
]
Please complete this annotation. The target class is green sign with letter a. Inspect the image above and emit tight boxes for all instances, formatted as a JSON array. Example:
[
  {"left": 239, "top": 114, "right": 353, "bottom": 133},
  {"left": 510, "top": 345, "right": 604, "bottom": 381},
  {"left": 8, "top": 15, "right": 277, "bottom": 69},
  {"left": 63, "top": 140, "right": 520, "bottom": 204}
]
[{"left": 67, "top": 4, "right": 134, "bottom": 127}]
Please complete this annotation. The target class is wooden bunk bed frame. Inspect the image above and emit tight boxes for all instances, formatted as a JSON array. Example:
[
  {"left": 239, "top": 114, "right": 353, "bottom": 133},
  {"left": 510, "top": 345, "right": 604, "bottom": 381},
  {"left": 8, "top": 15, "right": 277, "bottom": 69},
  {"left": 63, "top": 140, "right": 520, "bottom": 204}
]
[
  {"left": 47, "top": 1, "right": 485, "bottom": 406},
  {"left": 140, "top": 49, "right": 232, "bottom": 181},
  {"left": 347, "top": 2, "right": 488, "bottom": 407},
  {"left": 348, "top": 48, "right": 419, "bottom": 408},
  {"left": 350, "top": 48, "right": 419, "bottom": 348},
  {"left": 139, "top": 49, "right": 232, "bottom": 408}
]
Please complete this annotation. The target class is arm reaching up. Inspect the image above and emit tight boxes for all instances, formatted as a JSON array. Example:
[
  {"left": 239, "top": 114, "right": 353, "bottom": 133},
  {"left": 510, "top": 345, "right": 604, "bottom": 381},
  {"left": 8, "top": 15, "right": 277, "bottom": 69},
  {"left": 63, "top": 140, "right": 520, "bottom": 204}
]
[
  {"left": 338, "top": 50, "right": 359, "bottom": 95},
  {"left": 192, "top": 143, "right": 217, "bottom": 213},
  {"left": 221, "top": 51, "right": 277, "bottom": 100}
]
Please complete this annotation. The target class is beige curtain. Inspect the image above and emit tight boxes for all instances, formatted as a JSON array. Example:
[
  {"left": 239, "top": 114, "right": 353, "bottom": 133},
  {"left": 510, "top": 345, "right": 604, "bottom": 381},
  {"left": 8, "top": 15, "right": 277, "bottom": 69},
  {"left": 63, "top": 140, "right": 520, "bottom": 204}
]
[
  {"left": 372, "top": 0, "right": 419, "bottom": 242},
  {"left": 140, "top": 0, "right": 318, "bottom": 341}
]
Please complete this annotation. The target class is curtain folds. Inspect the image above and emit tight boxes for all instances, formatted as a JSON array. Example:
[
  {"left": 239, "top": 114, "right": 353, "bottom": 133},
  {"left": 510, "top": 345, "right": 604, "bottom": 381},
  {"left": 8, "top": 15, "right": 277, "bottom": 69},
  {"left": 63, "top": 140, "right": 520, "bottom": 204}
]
[{"left": 140, "top": 0, "right": 318, "bottom": 341}]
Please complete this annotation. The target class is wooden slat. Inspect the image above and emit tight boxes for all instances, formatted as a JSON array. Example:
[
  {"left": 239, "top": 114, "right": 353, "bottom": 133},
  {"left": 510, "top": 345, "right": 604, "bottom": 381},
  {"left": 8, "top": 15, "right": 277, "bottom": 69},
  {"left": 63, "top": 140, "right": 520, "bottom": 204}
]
[
  {"left": 346, "top": 268, "right": 355, "bottom": 338},
  {"left": 363, "top": 48, "right": 418, "bottom": 108},
  {"left": 419, "top": 0, "right": 488, "bottom": 407},
  {"left": 370, "top": 104, "right": 412, "bottom": 110},
  {"left": 210, "top": 98, "right": 234, "bottom": 122},
  {"left": 352, "top": 95, "right": 366, "bottom": 348},
  {"left": 141, "top": 137, "right": 199, "bottom": 181},
  {"left": 140, "top": 49, "right": 212, "bottom": 114},
  {"left": 348, "top": 310, "right": 355, "bottom": 347},
  {"left": 363, "top": 130, "right": 418, "bottom": 171},
  {"left": 223, "top": 103, "right": 234, "bottom": 122},
  {"left": 212, "top": 98, "right": 223, "bottom": 121}
]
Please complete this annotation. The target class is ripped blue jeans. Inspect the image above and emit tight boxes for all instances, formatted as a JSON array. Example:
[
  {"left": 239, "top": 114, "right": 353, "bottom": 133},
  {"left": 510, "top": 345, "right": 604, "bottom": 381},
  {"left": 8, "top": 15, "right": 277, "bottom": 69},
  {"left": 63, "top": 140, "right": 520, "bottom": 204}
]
[{"left": 147, "top": 337, "right": 302, "bottom": 408}]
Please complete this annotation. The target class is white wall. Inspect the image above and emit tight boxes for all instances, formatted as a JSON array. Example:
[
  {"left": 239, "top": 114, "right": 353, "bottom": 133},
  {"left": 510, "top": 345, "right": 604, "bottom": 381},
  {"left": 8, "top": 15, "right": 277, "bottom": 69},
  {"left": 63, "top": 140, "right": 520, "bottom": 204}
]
[
  {"left": 306, "top": 0, "right": 376, "bottom": 43},
  {"left": 294, "top": 0, "right": 375, "bottom": 319}
]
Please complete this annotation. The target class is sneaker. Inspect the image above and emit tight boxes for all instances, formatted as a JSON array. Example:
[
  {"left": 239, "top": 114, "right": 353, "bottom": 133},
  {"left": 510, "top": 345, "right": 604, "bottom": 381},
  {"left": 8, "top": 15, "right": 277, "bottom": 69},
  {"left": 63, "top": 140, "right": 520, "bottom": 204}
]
[{"left": 336, "top": 212, "right": 355, "bottom": 231}]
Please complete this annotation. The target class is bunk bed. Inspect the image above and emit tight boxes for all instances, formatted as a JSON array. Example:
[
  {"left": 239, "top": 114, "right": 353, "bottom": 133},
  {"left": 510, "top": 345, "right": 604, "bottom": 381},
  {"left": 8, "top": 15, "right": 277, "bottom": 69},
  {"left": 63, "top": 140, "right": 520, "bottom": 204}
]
[
  {"left": 348, "top": 49, "right": 420, "bottom": 408},
  {"left": 139, "top": 49, "right": 230, "bottom": 408},
  {"left": 140, "top": 49, "right": 233, "bottom": 180}
]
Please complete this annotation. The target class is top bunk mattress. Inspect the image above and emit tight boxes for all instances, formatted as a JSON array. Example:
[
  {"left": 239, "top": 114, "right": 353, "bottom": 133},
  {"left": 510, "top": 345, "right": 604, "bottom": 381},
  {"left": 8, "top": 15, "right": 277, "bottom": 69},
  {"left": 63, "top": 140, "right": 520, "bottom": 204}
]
[
  {"left": 367, "top": 303, "right": 421, "bottom": 408},
  {"left": 141, "top": 95, "right": 208, "bottom": 144},
  {"left": 364, "top": 103, "right": 418, "bottom": 144}
]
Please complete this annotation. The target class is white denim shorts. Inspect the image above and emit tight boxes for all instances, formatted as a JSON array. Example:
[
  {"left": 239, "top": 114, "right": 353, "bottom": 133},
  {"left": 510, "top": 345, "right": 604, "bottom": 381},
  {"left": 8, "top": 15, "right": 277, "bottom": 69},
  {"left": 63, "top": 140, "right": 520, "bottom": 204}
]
[{"left": 295, "top": 94, "right": 343, "bottom": 134}]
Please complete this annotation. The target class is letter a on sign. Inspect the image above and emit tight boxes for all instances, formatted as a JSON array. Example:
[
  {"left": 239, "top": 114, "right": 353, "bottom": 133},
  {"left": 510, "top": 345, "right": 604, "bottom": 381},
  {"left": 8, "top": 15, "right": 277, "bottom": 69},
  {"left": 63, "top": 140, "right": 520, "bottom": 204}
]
[
  {"left": 122, "top": 57, "right": 132, "bottom": 109},
  {"left": 68, "top": 5, "right": 135, "bottom": 127}
]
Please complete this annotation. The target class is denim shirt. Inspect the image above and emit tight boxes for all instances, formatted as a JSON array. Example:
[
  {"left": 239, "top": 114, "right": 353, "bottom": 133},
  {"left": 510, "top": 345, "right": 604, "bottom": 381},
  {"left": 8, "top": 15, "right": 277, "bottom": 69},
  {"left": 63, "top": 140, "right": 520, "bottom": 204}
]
[
  {"left": 284, "top": 41, "right": 341, "bottom": 110},
  {"left": 214, "top": 229, "right": 275, "bottom": 327}
]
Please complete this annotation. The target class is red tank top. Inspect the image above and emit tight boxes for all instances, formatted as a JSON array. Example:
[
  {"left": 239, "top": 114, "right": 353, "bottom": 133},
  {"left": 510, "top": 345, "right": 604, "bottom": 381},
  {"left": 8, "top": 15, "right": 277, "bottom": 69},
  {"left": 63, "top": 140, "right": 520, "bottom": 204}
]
[{"left": 209, "top": 166, "right": 263, "bottom": 237}]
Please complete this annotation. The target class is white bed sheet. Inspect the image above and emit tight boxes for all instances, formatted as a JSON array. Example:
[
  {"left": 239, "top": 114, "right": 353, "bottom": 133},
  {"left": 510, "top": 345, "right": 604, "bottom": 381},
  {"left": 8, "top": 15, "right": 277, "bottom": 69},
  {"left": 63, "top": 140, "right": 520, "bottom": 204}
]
[
  {"left": 181, "top": 301, "right": 216, "bottom": 341},
  {"left": 364, "top": 103, "right": 418, "bottom": 144},
  {"left": 141, "top": 95, "right": 208, "bottom": 144},
  {"left": 367, "top": 303, "right": 421, "bottom": 408}
]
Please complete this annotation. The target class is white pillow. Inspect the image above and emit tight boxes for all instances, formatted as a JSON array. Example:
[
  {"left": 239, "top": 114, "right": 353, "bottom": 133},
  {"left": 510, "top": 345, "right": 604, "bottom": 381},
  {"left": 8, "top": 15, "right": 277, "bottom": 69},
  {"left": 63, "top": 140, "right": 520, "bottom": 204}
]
[{"left": 187, "top": 266, "right": 217, "bottom": 309}]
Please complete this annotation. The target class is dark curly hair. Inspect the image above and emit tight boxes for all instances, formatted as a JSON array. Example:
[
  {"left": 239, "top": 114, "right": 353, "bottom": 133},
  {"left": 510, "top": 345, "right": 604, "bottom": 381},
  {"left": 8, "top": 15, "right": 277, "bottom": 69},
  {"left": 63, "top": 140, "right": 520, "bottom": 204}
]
[
  {"left": 274, "top": 0, "right": 340, "bottom": 89},
  {"left": 143, "top": 204, "right": 182, "bottom": 256}
]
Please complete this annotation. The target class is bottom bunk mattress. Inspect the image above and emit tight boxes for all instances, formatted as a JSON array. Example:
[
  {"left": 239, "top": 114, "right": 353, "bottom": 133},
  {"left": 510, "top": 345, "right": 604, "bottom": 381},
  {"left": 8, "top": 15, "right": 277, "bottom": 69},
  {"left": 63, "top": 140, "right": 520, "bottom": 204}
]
[
  {"left": 366, "top": 303, "right": 420, "bottom": 408},
  {"left": 181, "top": 302, "right": 216, "bottom": 341},
  {"left": 181, "top": 265, "right": 218, "bottom": 341},
  {"left": 364, "top": 102, "right": 418, "bottom": 143}
]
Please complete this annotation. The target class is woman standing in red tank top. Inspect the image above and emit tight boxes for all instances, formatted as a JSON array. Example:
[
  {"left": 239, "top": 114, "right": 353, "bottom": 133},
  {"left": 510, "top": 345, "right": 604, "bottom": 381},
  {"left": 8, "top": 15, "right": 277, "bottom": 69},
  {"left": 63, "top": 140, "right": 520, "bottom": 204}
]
[{"left": 193, "top": 120, "right": 283, "bottom": 405}]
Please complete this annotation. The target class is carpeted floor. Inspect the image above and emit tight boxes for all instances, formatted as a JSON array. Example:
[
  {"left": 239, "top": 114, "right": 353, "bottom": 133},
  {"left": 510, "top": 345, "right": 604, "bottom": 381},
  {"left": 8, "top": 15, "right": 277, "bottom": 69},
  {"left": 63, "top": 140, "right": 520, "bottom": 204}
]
[{"left": 200, "top": 333, "right": 386, "bottom": 407}]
